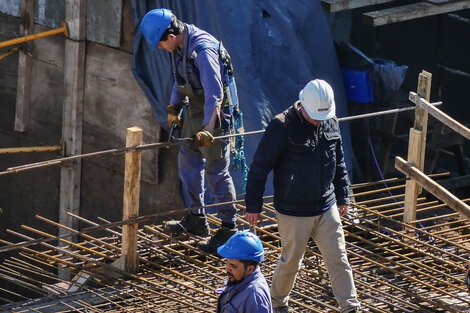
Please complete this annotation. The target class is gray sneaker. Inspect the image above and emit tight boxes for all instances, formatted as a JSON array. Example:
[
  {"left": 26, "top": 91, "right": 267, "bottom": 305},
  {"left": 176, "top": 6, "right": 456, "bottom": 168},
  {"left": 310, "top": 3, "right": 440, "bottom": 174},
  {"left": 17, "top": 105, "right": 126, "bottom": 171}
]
[
  {"left": 273, "top": 306, "right": 293, "bottom": 313},
  {"left": 198, "top": 226, "right": 237, "bottom": 254},
  {"left": 164, "top": 213, "right": 210, "bottom": 237}
]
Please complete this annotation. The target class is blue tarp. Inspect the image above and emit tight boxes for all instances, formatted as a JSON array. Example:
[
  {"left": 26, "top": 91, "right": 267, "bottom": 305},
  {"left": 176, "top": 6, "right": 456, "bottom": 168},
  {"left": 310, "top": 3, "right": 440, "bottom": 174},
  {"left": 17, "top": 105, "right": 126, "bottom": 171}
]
[{"left": 130, "top": 0, "right": 353, "bottom": 197}]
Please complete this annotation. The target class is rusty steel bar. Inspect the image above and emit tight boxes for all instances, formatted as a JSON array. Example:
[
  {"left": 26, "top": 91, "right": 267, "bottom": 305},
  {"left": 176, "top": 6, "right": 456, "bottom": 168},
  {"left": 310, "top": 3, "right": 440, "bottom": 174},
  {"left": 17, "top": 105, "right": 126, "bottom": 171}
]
[
  {"left": 7, "top": 231, "right": 217, "bottom": 312},
  {"left": 234, "top": 211, "right": 435, "bottom": 312},
  {"left": 1, "top": 185, "right": 468, "bottom": 312},
  {"left": 260, "top": 204, "right": 466, "bottom": 305},
  {"left": 0, "top": 103, "right": 441, "bottom": 177},
  {"left": 353, "top": 203, "right": 470, "bottom": 255},
  {"left": 22, "top": 220, "right": 220, "bottom": 308}
]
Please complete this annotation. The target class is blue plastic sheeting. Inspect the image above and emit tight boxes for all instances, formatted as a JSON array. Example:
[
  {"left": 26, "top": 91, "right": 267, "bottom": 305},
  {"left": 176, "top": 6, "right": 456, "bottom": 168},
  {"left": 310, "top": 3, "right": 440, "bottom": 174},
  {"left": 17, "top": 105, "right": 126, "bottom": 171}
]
[
  {"left": 335, "top": 42, "right": 408, "bottom": 104},
  {"left": 130, "top": 0, "right": 353, "bottom": 197}
]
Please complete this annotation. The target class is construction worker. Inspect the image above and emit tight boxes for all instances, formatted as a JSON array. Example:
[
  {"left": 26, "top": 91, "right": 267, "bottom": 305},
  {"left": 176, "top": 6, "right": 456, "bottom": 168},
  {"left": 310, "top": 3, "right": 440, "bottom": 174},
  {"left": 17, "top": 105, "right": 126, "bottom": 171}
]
[
  {"left": 217, "top": 232, "right": 272, "bottom": 313},
  {"left": 244, "top": 79, "right": 361, "bottom": 313},
  {"left": 140, "top": 9, "right": 238, "bottom": 254}
]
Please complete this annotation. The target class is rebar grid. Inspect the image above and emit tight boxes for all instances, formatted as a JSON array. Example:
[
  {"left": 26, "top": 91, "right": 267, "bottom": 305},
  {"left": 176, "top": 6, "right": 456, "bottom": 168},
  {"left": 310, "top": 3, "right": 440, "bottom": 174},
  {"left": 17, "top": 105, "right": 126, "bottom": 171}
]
[{"left": 1, "top": 179, "right": 469, "bottom": 312}]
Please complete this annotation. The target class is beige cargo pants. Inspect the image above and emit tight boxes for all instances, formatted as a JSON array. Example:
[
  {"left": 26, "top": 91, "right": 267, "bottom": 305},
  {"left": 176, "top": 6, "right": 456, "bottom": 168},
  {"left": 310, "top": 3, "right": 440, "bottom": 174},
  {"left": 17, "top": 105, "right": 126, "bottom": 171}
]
[{"left": 271, "top": 204, "right": 360, "bottom": 312}]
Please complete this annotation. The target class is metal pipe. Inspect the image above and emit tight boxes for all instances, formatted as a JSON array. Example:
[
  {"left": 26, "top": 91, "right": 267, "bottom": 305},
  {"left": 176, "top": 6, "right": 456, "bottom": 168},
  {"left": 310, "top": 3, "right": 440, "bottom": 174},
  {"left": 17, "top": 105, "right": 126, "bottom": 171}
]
[
  {"left": 0, "top": 103, "right": 442, "bottom": 176},
  {"left": 0, "top": 21, "right": 68, "bottom": 48}
]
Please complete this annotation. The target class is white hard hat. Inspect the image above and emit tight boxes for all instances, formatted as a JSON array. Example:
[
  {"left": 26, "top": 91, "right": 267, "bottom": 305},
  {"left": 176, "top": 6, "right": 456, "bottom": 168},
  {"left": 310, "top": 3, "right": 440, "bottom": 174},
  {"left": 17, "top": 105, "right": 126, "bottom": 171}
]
[{"left": 299, "top": 79, "right": 336, "bottom": 120}]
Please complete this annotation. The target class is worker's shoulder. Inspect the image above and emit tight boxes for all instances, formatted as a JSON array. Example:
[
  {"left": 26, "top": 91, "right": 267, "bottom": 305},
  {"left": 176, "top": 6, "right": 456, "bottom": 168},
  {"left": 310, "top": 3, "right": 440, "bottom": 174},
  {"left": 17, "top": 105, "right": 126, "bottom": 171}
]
[
  {"left": 324, "top": 117, "right": 340, "bottom": 131},
  {"left": 187, "top": 24, "right": 219, "bottom": 56},
  {"left": 272, "top": 105, "right": 298, "bottom": 126}
]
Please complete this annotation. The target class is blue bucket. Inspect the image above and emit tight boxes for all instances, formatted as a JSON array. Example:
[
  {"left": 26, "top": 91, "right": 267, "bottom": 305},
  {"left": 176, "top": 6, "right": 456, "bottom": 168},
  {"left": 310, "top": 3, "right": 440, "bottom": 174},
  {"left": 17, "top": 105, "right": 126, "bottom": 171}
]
[{"left": 341, "top": 67, "right": 374, "bottom": 103}]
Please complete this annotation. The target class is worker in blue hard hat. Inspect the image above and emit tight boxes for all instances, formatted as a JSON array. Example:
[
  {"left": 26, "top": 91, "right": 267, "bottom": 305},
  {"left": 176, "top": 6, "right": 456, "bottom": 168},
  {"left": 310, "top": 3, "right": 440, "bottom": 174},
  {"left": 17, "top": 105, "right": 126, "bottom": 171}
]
[
  {"left": 216, "top": 232, "right": 272, "bottom": 313},
  {"left": 140, "top": 9, "right": 241, "bottom": 254},
  {"left": 245, "top": 80, "right": 361, "bottom": 313}
]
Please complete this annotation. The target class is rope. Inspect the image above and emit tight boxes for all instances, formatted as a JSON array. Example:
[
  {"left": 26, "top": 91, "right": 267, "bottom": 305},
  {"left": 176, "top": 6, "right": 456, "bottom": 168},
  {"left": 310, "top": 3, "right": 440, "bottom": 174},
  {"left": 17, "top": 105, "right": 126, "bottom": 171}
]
[{"left": 230, "top": 111, "right": 249, "bottom": 192}]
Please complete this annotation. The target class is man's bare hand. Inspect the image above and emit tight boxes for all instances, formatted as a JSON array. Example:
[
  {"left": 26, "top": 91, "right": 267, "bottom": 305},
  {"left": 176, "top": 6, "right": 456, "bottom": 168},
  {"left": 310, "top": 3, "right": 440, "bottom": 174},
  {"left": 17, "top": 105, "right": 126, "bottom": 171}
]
[
  {"left": 245, "top": 213, "right": 261, "bottom": 225},
  {"left": 338, "top": 205, "right": 349, "bottom": 217}
]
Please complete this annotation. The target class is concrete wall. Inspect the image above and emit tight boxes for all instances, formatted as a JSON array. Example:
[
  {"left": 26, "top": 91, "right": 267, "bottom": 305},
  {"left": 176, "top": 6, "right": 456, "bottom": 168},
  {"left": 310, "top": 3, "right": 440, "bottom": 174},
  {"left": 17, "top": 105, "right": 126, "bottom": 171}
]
[{"left": 0, "top": 6, "right": 183, "bottom": 256}]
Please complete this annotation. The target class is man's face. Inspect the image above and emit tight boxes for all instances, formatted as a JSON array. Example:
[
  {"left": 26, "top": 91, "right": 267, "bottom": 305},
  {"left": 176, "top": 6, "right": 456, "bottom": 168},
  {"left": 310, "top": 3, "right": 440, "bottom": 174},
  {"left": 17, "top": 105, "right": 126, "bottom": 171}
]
[
  {"left": 300, "top": 104, "right": 321, "bottom": 126},
  {"left": 226, "top": 259, "right": 253, "bottom": 284},
  {"left": 157, "top": 34, "right": 178, "bottom": 52}
]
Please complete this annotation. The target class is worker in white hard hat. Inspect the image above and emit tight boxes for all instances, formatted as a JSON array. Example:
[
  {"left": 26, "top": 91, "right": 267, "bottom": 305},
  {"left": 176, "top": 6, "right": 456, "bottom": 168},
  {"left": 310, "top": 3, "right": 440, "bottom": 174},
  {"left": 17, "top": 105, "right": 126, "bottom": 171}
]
[{"left": 244, "top": 79, "right": 361, "bottom": 313}]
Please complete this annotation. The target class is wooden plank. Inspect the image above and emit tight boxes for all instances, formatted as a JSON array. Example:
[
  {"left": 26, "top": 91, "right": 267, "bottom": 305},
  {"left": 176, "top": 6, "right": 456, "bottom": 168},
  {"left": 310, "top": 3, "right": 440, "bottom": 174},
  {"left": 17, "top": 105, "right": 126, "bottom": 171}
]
[
  {"left": 403, "top": 129, "right": 424, "bottom": 224},
  {"left": 396, "top": 156, "right": 470, "bottom": 220},
  {"left": 59, "top": 1, "right": 86, "bottom": 279},
  {"left": 121, "top": 126, "right": 142, "bottom": 273},
  {"left": 402, "top": 71, "right": 432, "bottom": 225},
  {"left": 59, "top": 40, "right": 85, "bottom": 238},
  {"left": 409, "top": 92, "right": 470, "bottom": 141},
  {"left": 415, "top": 71, "right": 432, "bottom": 172},
  {"left": 65, "top": 0, "right": 86, "bottom": 41},
  {"left": 14, "top": 0, "right": 34, "bottom": 132},
  {"left": 321, "top": 0, "right": 395, "bottom": 12},
  {"left": 363, "top": 1, "right": 470, "bottom": 26}
]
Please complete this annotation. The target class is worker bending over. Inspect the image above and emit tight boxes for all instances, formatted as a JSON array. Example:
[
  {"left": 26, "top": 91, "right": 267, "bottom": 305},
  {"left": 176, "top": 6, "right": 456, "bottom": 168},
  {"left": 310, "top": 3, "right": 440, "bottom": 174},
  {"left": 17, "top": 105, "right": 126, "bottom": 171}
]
[{"left": 140, "top": 8, "right": 239, "bottom": 254}]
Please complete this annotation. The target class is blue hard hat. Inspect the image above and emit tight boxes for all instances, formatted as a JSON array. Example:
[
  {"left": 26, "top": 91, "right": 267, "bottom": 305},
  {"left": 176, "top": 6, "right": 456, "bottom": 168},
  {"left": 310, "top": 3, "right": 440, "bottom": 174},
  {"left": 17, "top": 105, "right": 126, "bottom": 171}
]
[
  {"left": 217, "top": 232, "right": 264, "bottom": 262},
  {"left": 140, "top": 8, "right": 173, "bottom": 50}
]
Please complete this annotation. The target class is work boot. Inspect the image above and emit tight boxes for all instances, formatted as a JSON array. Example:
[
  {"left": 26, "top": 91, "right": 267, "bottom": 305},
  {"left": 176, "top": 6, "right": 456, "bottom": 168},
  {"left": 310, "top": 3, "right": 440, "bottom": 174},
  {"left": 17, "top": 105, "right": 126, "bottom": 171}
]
[
  {"left": 164, "top": 213, "right": 210, "bottom": 237},
  {"left": 198, "top": 226, "right": 237, "bottom": 255},
  {"left": 273, "top": 306, "right": 294, "bottom": 313}
]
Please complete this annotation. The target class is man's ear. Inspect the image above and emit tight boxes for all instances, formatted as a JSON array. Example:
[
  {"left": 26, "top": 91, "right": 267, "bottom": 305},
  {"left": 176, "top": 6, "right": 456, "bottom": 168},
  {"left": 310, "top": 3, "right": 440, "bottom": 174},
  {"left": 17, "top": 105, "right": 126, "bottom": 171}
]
[
  {"left": 246, "top": 264, "right": 256, "bottom": 275},
  {"left": 167, "top": 34, "right": 176, "bottom": 41}
]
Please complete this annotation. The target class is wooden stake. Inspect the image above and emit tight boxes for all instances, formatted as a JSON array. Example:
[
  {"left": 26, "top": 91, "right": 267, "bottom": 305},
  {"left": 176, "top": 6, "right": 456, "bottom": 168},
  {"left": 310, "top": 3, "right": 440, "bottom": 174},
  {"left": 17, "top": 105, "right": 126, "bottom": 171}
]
[
  {"left": 121, "top": 126, "right": 142, "bottom": 273},
  {"left": 415, "top": 70, "right": 432, "bottom": 172},
  {"left": 58, "top": 0, "right": 86, "bottom": 281},
  {"left": 403, "top": 129, "right": 423, "bottom": 224},
  {"left": 14, "top": 0, "right": 34, "bottom": 132},
  {"left": 402, "top": 71, "right": 431, "bottom": 225}
]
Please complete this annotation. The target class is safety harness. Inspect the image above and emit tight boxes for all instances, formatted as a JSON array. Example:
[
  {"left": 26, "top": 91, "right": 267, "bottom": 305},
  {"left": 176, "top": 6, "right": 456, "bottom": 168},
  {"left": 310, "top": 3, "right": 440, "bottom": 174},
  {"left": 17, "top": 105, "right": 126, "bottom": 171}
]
[{"left": 172, "top": 35, "right": 248, "bottom": 191}]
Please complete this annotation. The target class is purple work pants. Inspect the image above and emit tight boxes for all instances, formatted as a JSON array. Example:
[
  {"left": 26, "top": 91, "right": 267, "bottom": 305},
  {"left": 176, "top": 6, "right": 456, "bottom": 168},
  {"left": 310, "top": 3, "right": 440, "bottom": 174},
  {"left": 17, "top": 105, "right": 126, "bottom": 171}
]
[{"left": 178, "top": 143, "right": 237, "bottom": 225}]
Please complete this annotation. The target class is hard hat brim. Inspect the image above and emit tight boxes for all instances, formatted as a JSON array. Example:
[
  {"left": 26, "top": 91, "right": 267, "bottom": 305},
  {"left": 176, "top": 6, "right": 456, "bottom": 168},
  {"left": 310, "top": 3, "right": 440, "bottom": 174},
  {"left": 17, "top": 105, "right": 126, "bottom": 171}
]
[{"left": 302, "top": 101, "right": 336, "bottom": 121}]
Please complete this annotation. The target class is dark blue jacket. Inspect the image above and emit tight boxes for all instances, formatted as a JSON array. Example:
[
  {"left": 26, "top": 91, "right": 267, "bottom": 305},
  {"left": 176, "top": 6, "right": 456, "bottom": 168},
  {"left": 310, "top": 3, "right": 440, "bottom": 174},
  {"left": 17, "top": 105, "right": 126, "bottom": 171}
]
[
  {"left": 217, "top": 267, "right": 272, "bottom": 313},
  {"left": 245, "top": 103, "right": 351, "bottom": 216}
]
